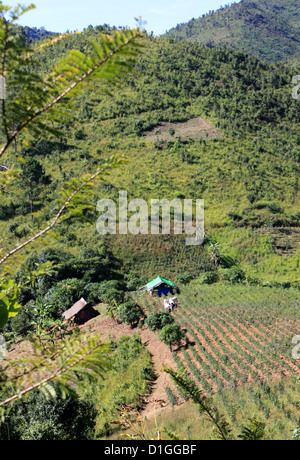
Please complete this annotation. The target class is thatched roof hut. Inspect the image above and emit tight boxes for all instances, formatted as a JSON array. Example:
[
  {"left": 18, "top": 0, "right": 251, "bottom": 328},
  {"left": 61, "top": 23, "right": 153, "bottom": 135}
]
[{"left": 62, "top": 298, "right": 98, "bottom": 325}]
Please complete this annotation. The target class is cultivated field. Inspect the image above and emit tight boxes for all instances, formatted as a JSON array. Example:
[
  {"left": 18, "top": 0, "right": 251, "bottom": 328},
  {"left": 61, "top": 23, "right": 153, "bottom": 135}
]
[{"left": 135, "top": 284, "right": 300, "bottom": 394}]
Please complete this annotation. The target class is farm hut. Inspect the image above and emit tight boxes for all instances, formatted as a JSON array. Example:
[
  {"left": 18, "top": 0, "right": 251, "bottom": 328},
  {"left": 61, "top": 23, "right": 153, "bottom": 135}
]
[
  {"left": 62, "top": 298, "right": 98, "bottom": 325},
  {"left": 144, "top": 276, "right": 176, "bottom": 297}
]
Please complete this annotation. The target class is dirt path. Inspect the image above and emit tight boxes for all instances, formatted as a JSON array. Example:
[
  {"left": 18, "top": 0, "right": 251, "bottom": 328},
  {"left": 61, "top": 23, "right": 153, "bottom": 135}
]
[
  {"left": 82, "top": 314, "right": 181, "bottom": 420},
  {"left": 4, "top": 308, "right": 183, "bottom": 423}
]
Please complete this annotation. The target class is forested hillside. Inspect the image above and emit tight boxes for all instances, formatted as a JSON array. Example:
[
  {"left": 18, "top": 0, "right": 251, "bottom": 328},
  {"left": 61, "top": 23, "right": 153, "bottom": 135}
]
[
  {"left": 166, "top": 0, "right": 300, "bottom": 64},
  {"left": 21, "top": 25, "right": 57, "bottom": 42},
  {"left": 1, "top": 28, "right": 299, "bottom": 285}
]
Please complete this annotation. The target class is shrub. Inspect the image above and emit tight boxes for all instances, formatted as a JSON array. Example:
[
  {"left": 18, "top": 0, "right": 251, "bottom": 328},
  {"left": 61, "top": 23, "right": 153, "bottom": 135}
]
[
  {"left": 43, "top": 278, "right": 86, "bottom": 319},
  {"left": 158, "top": 324, "right": 186, "bottom": 352},
  {"left": 145, "top": 312, "right": 175, "bottom": 331},
  {"left": 175, "top": 272, "right": 193, "bottom": 285},
  {"left": 118, "top": 301, "right": 144, "bottom": 328},
  {"left": 125, "top": 271, "right": 147, "bottom": 291},
  {"left": 112, "top": 335, "right": 146, "bottom": 371},
  {"left": 221, "top": 267, "right": 246, "bottom": 284},
  {"left": 199, "top": 272, "right": 219, "bottom": 285},
  {"left": 95, "top": 280, "right": 125, "bottom": 305},
  {"left": 0, "top": 388, "right": 97, "bottom": 440},
  {"left": 9, "top": 302, "right": 36, "bottom": 337}
]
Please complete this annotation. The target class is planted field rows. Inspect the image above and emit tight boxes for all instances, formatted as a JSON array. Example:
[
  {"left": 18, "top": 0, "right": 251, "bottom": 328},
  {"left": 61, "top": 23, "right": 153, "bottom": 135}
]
[{"left": 136, "top": 284, "right": 300, "bottom": 394}]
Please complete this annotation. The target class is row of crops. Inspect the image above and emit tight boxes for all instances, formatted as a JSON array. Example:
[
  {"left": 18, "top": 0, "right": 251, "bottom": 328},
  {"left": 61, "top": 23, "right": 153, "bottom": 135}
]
[
  {"left": 134, "top": 284, "right": 300, "bottom": 394},
  {"left": 132, "top": 284, "right": 300, "bottom": 438}
]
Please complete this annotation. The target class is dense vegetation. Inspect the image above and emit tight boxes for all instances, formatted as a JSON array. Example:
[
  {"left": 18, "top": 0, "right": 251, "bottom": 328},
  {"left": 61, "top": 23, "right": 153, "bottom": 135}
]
[
  {"left": 0, "top": 334, "right": 153, "bottom": 440},
  {"left": 21, "top": 25, "right": 57, "bottom": 42},
  {"left": 166, "top": 0, "right": 300, "bottom": 64},
  {"left": 1, "top": 28, "right": 299, "bottom": 286},
  {"left": 0, "top": 3, "right": 299, "bottom": 441}
]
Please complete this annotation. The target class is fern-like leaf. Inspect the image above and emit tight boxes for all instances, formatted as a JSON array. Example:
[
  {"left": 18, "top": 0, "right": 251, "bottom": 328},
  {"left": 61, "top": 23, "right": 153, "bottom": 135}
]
[
  {"left": 163, "top": 367, "right": 233, "bottom": 440},
  {"left": 0, "top": 333, "right": 111, "bottom": 420},
  {"left": 0, "top": 6, "right": 144, "bottom": 159}
]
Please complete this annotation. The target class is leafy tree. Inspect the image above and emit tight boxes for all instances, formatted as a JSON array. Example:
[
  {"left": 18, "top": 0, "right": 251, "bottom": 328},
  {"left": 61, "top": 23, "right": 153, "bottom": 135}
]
[
  {"left": 145, "top": 311, "right": 175, "bottom": 331},
  {"left": 7, "top": 301, "right": 36, "bottom": 337},
  {"left": 125, "top": 271, "right": 147, "bottom": 291},
  {"left": 42, "top": 278, "right": 85, "bottom": 319},
  {"left": 0, "top": 389, "right": 97, "bottom": 440},
  {"left": 93, "top": 280, "right": 125, "bottom": 305},
  {"left": 158, "top": 324, "right": 185, "bottom": 352},
  {"left": 21, "top": 25, "right": 57, "bottom": 43},
  {"left": 118, "top": 301, "right": 144, "bottom": 328},
  {"left": 17, "top": 157, "right": 51, "bottom": 216}
]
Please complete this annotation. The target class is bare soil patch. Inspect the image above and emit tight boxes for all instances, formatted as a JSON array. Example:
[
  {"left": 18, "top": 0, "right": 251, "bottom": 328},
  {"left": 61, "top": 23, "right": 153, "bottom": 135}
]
[{"left": 144, "top": 117, "right": 222, "bottom": 142}]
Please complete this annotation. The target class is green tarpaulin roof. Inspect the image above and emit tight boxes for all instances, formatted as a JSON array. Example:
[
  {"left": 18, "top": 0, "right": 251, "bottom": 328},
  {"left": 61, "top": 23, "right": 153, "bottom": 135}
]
[{"left": 146, "top": 276, "right": 175, "bottom": 290}]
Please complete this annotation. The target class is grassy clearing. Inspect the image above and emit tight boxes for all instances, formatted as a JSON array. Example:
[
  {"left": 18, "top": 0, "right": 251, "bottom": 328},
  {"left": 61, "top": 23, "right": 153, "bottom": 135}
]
[{"left": 143, "top": 117, "right": 222, "bottom": 142}]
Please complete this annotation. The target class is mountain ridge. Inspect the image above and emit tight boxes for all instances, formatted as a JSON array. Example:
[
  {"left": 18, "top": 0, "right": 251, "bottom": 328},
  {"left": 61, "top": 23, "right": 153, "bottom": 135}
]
[{"left": 166, "top": 0, "right": 300, "bottom": 64}]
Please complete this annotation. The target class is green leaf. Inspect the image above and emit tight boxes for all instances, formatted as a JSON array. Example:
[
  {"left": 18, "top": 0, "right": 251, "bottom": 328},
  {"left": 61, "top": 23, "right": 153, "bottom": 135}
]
[{"left": 0, "top": 280, "right": 22, "bottom": 328}]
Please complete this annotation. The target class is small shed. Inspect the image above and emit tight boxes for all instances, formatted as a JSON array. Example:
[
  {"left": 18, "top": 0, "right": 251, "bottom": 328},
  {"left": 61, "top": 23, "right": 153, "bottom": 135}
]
[
  {"left": 62, "top": 298, "right": 98, "bottom": 325},
  {"left": 145, "top": 276, "right": 176, "bottom": 297}
]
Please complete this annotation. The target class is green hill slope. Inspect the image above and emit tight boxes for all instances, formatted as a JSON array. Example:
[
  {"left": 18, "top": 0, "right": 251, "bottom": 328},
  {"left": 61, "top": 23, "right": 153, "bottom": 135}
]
[
  {"left": 1, "top": 31, "right": 299, "bottom": 284},
  {"left": 166, "top": 0, "right": 300, "bottom": 64}
]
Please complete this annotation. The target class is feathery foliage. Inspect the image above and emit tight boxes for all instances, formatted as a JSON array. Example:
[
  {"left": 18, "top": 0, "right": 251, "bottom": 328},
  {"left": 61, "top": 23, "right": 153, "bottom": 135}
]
[
  {"left": 164, "top": 367, "right": 232, "bottom": 440},
  {"left": 0, "top": 2, "right": 144, "bottom": 325},
  {"left": 0, "top": 2, "right": 144, "bottom": 415},
  {"left": 0, "top": 333, "right": 111, "bottom": 421},
  {"left": 164, "top": 367, "right": 269, "bottom": 440},
  {"left": 0, "top": 3, "right": 143, "bottom": 159}
]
